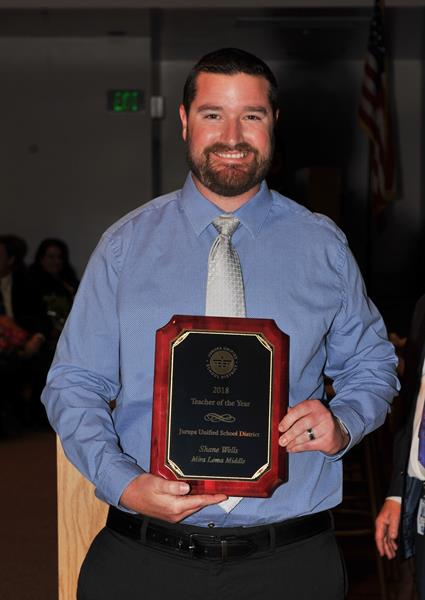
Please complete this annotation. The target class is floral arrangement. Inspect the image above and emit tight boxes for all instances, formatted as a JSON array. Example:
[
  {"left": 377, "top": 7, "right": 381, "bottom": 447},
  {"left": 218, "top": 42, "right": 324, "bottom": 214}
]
[{"left": 0, "top": 315, "right": 29, "bottom": 355}]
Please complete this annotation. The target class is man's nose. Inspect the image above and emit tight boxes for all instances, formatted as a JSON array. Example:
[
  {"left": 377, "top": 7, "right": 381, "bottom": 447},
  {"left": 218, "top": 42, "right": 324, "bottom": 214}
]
[{"left": 221, "top": 118, "right": 243, "bottom": 146}]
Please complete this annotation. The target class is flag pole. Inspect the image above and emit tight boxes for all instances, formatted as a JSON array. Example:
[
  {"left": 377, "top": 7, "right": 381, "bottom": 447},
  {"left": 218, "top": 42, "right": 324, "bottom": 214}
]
[{"left": 358, "top": 0, "right": 396, "bottom": 293}]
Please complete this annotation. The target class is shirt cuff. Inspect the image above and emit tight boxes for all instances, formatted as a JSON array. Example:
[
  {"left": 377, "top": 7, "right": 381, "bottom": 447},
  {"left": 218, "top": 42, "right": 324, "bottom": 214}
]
[
  {"left": 319, "top": 416, "right": 350, "bottom": 461},
  {"left": 323, "top": 403, "right": 371, "bottom": 461},
  {"left": 321, "top": 410, "right": 359, "bottom": 461},
  {"left": 386, "top": 496, "right": 402, "bottom": 504},
  {"left": 95, "top": 456, "right": 145, "bottom": 509}
]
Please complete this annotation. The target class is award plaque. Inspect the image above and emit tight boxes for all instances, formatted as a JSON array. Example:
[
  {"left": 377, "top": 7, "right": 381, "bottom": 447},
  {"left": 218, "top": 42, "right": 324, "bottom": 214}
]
[{"left": 150, "top": 315, "right": 289, "bottom": 497}]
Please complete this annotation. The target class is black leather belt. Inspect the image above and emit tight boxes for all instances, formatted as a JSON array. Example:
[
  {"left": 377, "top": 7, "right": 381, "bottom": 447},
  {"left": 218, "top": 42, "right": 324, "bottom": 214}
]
[{"left": 106, "top": 507, "right": 332, "bottom": 561}]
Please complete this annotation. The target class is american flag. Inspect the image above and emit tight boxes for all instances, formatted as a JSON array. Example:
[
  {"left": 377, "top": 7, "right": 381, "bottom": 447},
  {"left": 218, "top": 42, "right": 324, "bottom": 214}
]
[{"left": 358, "top": 0, "right": 396, "bottom": 216}]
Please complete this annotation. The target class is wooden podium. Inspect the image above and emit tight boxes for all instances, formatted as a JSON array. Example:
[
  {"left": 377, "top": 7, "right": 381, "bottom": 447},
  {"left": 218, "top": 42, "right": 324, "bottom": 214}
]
[{"left": 57, "top": 438, "right": 108, "bottom": 600}]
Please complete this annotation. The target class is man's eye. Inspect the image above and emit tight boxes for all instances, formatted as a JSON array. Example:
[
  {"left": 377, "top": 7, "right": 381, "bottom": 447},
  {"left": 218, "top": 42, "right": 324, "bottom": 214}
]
[
  {"left": 245, "top": 114, "right": 261, "bottom": 120},
  {"left": 205, "top": 113, "right": 220, "bottom": 119}
]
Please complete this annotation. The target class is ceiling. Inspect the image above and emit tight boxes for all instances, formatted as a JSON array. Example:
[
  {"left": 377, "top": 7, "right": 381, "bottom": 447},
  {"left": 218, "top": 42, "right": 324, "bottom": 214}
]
[
  {"left": 0, "top": 0, "right": 425, "bottom": 8},
  {"left": 0, "top": 6, "right": 420, "bottom": 61}
]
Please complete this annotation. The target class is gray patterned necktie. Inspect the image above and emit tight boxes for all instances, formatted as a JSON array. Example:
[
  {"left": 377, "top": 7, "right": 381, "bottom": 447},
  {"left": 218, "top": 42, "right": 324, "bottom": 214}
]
[
  {"left": 205, "top": 214, "right": 245, "bottom": 513},
  {"left": 206, "top": 215, "right": 246, "bottom": 318}
]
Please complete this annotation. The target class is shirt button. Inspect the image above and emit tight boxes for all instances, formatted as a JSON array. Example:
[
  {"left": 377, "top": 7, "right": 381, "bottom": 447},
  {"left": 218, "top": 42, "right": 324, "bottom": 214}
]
[{"left": 207, "top": 522, "right": 215, "bottom": 528}]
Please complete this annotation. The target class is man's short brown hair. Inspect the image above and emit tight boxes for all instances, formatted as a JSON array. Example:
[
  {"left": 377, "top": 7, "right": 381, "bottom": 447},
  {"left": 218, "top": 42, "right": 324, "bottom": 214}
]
[{"left": 182, "top": 47, "right": 279, "bottom": 116}]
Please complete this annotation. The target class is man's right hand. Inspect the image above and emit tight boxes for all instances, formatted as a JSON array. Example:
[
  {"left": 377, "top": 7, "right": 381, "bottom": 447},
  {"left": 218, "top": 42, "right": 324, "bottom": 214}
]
[
  {"left": 119, "top": 473, "right": 228, "bottom": 523},
  {"left": 375, "top": 498, "right": 401, "bottom": 559}
]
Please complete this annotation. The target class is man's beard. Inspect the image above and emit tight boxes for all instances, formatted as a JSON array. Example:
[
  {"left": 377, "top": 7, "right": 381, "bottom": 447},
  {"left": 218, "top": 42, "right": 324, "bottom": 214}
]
[{"left": 186, "top": 138, "right": 274, "bottom": 197}]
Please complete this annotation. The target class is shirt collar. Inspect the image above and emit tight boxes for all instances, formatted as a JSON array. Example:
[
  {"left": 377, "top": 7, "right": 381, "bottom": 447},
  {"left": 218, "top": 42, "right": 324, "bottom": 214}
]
[{"left": 180, "top": 172, "right": 273, "bottom": 239}]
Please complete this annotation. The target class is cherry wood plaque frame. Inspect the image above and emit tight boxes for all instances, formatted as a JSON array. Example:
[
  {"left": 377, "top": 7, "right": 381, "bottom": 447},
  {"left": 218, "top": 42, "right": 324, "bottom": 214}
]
[{"left": 150, "top": 315, "right": 289, "bottom": 497}]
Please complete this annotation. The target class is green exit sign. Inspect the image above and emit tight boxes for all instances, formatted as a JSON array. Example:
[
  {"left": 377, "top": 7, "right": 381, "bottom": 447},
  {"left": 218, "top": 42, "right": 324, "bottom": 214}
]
[{"left": 108, "top": 90, "right": 144, "bottom": 112}]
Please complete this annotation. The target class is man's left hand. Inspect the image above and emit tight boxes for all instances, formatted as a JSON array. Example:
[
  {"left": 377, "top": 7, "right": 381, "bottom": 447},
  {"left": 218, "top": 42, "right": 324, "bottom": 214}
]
[{"left": 278, "top": 399, "right": 349, "bottom": 456}]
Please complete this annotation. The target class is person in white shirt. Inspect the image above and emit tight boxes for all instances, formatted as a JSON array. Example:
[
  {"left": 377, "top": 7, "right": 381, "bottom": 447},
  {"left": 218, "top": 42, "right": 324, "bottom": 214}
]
[{"left": 375, "top": 294, "right": 425, "bottom": 599}]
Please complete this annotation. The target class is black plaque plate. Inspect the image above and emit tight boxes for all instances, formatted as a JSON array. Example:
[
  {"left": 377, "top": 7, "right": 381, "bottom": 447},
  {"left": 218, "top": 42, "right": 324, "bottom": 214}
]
[{"left": 150, "top": 315, "right": 289, "bottom": 497}]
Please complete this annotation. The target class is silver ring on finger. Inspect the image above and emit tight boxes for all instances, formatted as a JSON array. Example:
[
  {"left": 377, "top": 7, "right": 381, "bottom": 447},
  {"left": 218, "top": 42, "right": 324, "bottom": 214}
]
[{"left": 307, "top": 428, "right": 315, "bottom": 441}]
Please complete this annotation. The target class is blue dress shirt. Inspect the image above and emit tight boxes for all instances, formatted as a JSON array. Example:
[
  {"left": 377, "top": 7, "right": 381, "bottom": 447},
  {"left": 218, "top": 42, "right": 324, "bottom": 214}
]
[{"left": 42, "top": 173, "right": 399, "bottom": 527}]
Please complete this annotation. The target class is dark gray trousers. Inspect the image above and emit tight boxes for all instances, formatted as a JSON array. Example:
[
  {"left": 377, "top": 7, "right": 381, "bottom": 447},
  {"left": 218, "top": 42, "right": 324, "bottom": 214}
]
[{"left": 77, "top": 523, "right": 347, "bottom": 600}]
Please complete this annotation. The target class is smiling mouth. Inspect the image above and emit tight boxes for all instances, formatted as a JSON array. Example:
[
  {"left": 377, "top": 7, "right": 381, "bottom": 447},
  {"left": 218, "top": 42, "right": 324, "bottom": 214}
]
[{"left": 214, "top": 151, "right": 249, "bottom": 160}]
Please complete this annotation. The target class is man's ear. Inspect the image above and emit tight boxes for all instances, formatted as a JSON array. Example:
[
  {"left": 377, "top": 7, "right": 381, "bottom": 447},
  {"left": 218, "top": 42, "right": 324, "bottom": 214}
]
[{"left": 179, "top": 104, "right": 188, "bottom": 141}]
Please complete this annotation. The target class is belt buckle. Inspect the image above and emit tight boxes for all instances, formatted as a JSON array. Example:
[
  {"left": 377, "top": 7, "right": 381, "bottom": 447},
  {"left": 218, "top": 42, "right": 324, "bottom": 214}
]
[
  {"left": 188, "top": 533, "right": 250, "bottom": 561},
  {"left": 188, "top": 533, "right": 219, "bottom": 558}
]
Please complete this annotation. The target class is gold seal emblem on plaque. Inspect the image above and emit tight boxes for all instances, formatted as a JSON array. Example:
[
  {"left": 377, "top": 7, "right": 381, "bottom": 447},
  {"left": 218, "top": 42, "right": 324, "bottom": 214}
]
[{"left": 207, "top": 347, "right": 238, "bottom": 379}]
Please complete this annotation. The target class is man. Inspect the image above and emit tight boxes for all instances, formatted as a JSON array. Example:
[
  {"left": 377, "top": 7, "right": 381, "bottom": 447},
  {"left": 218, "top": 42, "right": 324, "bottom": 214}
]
[
  {"left": 375, "top": 295, "right": 425, "bottom": 599},
  {"left": 42, "top": 48, "right": 399, "bottom": 599}
]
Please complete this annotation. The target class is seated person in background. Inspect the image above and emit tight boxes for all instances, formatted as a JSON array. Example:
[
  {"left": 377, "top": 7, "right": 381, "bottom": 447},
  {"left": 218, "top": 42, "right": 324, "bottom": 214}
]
[
  {"left": 0, "top": 235, "right": 47, "bottom": 355},
  {"left": 0, "top": 235, "right": 49, "bottom": 431},
  {"left": 29, "top": 238, "right": 79, "bottom": 340}
]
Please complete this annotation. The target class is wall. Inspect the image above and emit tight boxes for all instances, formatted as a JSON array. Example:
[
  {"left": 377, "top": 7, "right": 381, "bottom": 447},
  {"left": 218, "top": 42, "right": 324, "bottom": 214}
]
[
  {"left": 0, "top": 14, "right": 152, "bottom": 275},
  {"left": 369, "top": 9, "right": 424, "bottom": 327},
  {"left": 0, "top": 7, "right": 423, "bottom": 330}
]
